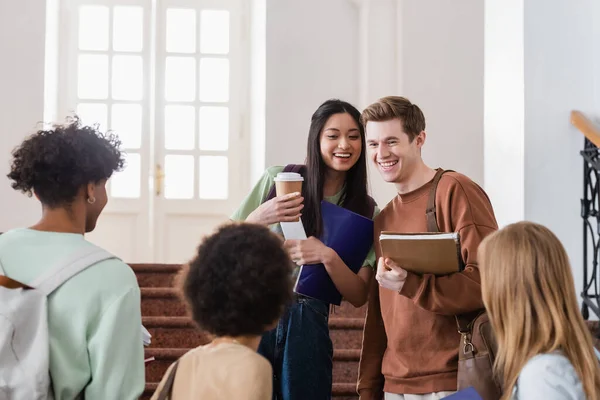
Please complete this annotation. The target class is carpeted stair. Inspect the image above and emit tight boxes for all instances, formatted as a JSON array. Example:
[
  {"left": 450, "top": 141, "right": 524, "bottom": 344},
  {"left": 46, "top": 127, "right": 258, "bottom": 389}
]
[{"left": 132, "top": 264, "right": 365, "bottom": 400}]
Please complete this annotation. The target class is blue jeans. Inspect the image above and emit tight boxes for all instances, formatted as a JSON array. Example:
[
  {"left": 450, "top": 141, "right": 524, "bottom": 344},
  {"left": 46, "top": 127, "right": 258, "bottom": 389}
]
[{"left": 258, "top": 296, "right": 333, "bottom": 400}]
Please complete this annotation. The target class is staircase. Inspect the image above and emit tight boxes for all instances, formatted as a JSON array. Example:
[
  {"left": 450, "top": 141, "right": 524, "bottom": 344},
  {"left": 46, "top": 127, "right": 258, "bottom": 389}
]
[
  {"left": 133, "top": 264, "right": 365, "bottom": 400},
  {"left": 133, "top": 263, "right": 600, "bottom": 400}
]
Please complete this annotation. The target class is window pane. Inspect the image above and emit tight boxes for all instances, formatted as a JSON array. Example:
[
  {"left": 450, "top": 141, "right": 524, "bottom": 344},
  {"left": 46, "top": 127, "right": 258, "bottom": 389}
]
[
  {"left": 199, "top": 106, "right": 228, "bottom": 150},
  {"left": 111, "top": 153, "right": 141, "bottom": 198},
  {"left": 77, "top": 103, "right": 107, "bottom": 133},
  {"left": 199, "top": 156, "right": 228, "bottom": 199},
  {"left": 165, "top": 155, "right": 194, "bottom": 199},
  {"left": 111, "top": 104, "right": 142, "bottom": 149},
  {"left": 165, "top": 106, "right": 195, "bottom": 150},
  {"left": 199, "top": 58, "right": 229, "bottom": 102},
  {"left": 200, "top": 10, "right": 229, "bottom": 54},
  {"left": 113, "top": 6, "right": 143, "bottom": 52},
  {"left": 166, "top": 9, "right": 196, "bottom": 53},
  {"left": 165, "top": 57, "right": 196, "bottom": 101},
  {"left": 79, "top": 5, "right": 109, "bottom": 51},
  {"left": 112, "top": 55, "right": 143, "bottom": 100},
  {"left": 78, "top": 55, "right": 108, "bottom": 99}
]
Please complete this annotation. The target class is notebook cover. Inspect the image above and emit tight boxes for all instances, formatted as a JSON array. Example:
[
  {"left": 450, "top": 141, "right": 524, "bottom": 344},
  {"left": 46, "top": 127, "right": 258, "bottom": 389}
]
[
  {"left": 294, "top": 201, "right": 374, "bottom": 305},
  {"left": 441, "top": 387, "right": 483, "bottom": 400},
  {"left": 379, "top": 231, "right": 463, "bottom": 275}
]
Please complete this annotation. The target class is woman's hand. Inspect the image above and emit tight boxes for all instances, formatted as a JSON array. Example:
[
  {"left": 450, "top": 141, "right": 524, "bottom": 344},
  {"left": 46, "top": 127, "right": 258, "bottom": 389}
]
[
  {"left": 246, "top": 192, "right": 304, "bottom": 225},
  {"left": 285, "top": 237, "right": 372, "bottom": 307},
  {"left": 284, "top": 237, "right": 333, "bottom": 266}
]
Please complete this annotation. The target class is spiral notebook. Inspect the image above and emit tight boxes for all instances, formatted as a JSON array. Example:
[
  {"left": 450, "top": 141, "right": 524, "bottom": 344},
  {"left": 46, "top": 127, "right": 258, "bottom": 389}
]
[{"left": 290, "top": 201, "right": 374, "bottom": 305}]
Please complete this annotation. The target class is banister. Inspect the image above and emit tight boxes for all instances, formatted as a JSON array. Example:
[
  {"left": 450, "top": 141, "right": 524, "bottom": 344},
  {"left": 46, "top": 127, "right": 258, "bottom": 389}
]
[
  {"left": 571, "top": 110, "right": 600, "bottom": 148},
  {"left": 577, "top": 109, "right": 600, "bottom": 321}
]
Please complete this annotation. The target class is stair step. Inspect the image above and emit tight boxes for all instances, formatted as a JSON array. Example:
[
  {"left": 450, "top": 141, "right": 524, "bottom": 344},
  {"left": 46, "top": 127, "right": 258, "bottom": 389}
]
[
  {"left": 131, "top": 264, "right": 182, "bottom": 288},
  {"left": 330, "top": 318, "right": 364, "bottom": 349},
  {"left": 142, "top": 315, "right": 364, "bottom": 356},
  {"left": 141, "top": 288, "right": 367, "bottom": 319},
  {"left": 141, "top": 288, "right": 188, "bottom": 317},
  {"left": 142, "top": 316, "right": 363, "bottom": 331},
  {"left": 331, "top": 302, "right": 367, "bottom": 318},
  {"left": 142, "top": 316, "right": 364, "bottom": 329},
  {"left": 141, "top": 382, "right": 358, "bottom": 399},
  {"left": 143, "top": 317, "right": 202, "bottom": 348}
]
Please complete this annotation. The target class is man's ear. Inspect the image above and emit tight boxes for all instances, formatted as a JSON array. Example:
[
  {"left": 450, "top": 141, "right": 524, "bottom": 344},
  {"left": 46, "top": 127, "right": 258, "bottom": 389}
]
[{"left": 415, "top": 131, "right": 427, "bottom": 149}]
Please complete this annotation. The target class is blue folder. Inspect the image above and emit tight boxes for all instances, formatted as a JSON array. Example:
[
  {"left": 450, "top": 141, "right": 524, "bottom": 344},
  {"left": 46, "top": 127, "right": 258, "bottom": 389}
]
[
  {"left": 294, "top": 200, "right": 374, "bottom": 305},
  {"left": 441, "top": 387, "right": 483, "bottom": 400}
]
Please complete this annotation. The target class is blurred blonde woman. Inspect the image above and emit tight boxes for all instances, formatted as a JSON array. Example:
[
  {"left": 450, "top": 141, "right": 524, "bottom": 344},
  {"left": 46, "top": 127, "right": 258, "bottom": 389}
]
[{"left": 479, "top": 221, "right": 600, "bottom": 400}]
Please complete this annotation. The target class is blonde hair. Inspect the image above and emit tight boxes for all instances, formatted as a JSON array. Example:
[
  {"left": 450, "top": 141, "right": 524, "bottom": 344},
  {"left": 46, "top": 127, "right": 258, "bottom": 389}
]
[{"left": 479, "top": 221, "right": 600, "bottom": 399}]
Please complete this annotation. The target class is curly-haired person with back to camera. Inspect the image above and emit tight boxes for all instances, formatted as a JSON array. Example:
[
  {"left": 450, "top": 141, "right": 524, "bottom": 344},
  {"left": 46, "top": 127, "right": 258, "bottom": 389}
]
[
  {"left": 151, "top": 223, "right": 294, "bottom": 400},
  {"left": 0, "top": 117, "right": 145, "bottom": 399}
]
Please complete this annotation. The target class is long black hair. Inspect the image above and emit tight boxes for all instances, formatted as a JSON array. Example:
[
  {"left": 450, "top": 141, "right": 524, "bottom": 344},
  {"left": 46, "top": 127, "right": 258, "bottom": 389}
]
[{"left": 301, "top": 99, "right": 371, "bottom": 238}]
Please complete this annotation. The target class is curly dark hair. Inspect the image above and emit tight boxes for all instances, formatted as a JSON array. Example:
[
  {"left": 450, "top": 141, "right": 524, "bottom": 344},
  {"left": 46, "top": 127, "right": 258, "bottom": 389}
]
[
  {"left": 182, "top": 223, "right": 294, "bottom": 337},
  {"left": 7, "top": 116, "right": 124, "bottom": 207}
]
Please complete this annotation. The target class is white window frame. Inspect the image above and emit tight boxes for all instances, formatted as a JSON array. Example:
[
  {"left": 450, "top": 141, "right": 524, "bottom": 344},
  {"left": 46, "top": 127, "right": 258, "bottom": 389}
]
[{"left": 59, "top": 0, "right": 248, "bottom": 214}]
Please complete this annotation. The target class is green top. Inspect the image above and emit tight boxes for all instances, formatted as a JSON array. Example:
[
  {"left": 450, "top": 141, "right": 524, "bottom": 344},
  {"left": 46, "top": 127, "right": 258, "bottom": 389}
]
[
  {"left": 231, "top": 165, "right": 379, "bottom": 270},
  {"left": 0, "top": 228, "right": 144, "bottom": 400}
]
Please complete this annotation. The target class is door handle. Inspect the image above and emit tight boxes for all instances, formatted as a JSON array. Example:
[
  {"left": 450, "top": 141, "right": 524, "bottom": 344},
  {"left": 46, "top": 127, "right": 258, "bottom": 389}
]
[{"left": 155, "top": 163, "right": 165, "bottom": 196}]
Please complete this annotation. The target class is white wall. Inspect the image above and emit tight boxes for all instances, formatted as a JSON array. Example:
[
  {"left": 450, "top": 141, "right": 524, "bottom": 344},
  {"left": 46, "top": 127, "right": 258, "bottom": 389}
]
[
  {"left": 401, "top": 0, "right": 484, "bottom": 186},
  {"left": 484, "top": 0, "right": 600, "bottom": 309},
  {"left": 356, "top": 0, "right": 402, "bottom": 207},
  {"left": 264, "top": 0, "right": 359, "bottom": 168},
  {"left": 483, "top": 0, "right": 525, "bottom": 228},
  {"left": 249, "top": 0, "right": 267, "bottom": 184},
  {"left": 523, "top": 0, "right": 598, "bottom": 305},
  {"left": 594, "top": 0, "right": 600, "bottom": 114},
  {"left": 0, "top": 0, "right": 46, "bottom": 232}
]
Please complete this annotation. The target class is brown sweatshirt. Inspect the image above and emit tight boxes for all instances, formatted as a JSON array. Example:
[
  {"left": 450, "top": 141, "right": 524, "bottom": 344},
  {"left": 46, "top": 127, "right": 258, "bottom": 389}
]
[{"left": 358, "top": 171, "right": 498, "bottom": 398}]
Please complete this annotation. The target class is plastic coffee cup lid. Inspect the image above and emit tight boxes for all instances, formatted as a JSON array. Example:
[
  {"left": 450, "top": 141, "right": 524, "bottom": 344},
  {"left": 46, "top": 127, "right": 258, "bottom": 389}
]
[{"left": 274, "top": 172, "right": 304, "bottom": 182}]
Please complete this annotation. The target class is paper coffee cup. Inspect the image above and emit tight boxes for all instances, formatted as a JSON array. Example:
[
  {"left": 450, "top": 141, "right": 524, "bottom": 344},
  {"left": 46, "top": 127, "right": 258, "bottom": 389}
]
[
  {"left": 274, "top": 172, "right": 303, "bottom": 221},
  {"left": 274, "top": 172, "right": 303, "bottom": 196}
]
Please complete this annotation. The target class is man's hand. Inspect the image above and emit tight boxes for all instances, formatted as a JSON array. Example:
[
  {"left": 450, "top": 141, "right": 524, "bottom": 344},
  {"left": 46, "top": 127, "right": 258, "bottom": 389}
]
[
  {"left": 284, "top": 237, "right": 333, "bottom": 265},
  {"left": 375, "top": 257, "right": 408, "bottom": 292}
]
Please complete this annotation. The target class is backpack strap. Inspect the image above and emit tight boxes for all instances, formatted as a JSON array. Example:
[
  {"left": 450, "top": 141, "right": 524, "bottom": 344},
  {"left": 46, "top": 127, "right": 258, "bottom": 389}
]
[
  {"left": 425, "top": 168, "right": 448, "bottom": 233},
  {"left": 367, "top": 196, "right": 376, "bottom": 218},
  {"left": 425, "top": 169, "right": 482, "bottom": 336},
  {"left": 0, "top": 275, "right": 31, "bottom": 290},
  {"left": 31, "top": 247, "right": 116, "bottom": 296},
  {"left": 426, "top": 168, "right": 462, "bottom": 268},
  {"left": 264, "top": 164, "right": 306, "bottom": 203},
  {"left": 156, "top": 360, "right": 180, "bottom": 400}
]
